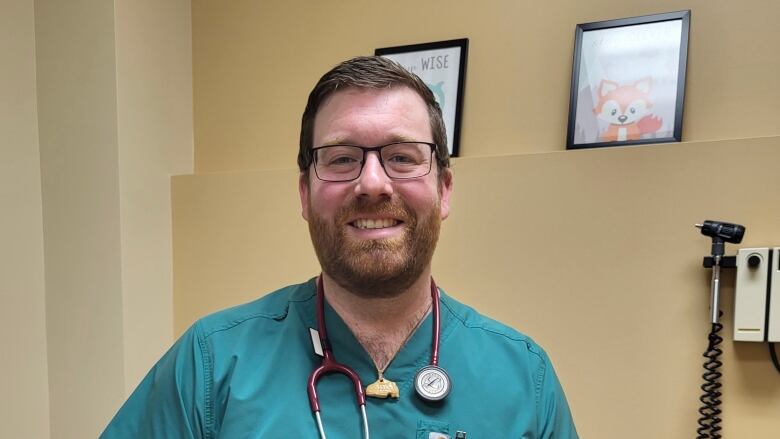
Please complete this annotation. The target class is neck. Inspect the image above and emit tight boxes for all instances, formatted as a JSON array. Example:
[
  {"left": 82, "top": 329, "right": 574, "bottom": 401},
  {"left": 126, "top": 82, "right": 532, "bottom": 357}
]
[{"left": 320, "top": 269, "right": 433, "bottom": 371}]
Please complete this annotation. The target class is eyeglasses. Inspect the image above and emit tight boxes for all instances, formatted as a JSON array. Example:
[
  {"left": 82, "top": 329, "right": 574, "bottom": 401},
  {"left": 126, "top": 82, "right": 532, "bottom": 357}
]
[{"left": 311, "top": 142, "right": 436, "bottom": 182}]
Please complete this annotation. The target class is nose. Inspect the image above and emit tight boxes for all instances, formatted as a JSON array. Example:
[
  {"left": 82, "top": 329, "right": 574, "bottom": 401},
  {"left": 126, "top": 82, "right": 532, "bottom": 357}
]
[
  {"left": 354, "top": 152, "right": 393, "bottom": 199},
  {"left": 618, "top": 115, "right": 628, "bottom": 123}
]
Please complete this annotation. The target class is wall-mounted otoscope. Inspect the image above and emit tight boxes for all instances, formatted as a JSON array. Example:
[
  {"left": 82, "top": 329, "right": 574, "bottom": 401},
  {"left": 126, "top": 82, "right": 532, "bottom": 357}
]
[
  {"left": 696, "top": 220, "right": 745, "bottom": 324},
  {"left": 695, "top": 220, "right": 780, "bottom": 438},
  {"left": 695, "top": 219, "right": 745, "bottom": 439}
]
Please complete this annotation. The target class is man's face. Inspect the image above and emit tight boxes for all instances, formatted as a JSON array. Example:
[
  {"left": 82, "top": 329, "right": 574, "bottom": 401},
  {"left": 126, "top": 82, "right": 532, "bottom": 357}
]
[{"left": 299, "top": 86, "right": 452, "bottom": 298}]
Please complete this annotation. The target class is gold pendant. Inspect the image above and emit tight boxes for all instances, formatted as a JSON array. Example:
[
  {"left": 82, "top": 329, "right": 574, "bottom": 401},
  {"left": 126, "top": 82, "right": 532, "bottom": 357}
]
[{"left": 365, "top": 374, "right": 400, "bottom": 399}]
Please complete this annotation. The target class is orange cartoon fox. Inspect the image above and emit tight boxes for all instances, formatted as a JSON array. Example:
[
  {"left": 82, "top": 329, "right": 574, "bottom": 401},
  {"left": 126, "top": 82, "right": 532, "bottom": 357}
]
[{"left": 593, "top": 77, "right": 663, "bottom": 142}]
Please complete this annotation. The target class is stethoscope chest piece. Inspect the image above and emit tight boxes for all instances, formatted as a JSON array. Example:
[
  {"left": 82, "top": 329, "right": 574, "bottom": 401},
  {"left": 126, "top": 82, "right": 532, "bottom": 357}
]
[{"left": 414, "top": 364, "right": 451, "bottom": 402}]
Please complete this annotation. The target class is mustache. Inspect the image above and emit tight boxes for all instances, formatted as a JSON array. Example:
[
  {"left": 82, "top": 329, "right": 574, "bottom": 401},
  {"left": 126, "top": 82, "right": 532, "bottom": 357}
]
[{"left": 335, "top": 198, "right": 414, "bottom": 224}]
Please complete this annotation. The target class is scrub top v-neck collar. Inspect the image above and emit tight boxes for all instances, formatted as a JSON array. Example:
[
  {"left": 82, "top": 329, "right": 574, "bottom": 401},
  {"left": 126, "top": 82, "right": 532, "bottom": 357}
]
[{"left": 295, "top": 278, "right": 454, "bottom": 398}]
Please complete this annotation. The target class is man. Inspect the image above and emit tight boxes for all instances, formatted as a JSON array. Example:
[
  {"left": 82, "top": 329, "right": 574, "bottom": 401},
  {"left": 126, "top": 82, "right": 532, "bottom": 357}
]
[{"left": 102, "top": 56, "right": 578, "bottom": 438}]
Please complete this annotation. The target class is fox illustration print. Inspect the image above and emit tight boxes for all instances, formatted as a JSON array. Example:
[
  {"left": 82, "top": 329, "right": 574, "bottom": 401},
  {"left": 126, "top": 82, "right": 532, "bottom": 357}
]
[{"left": 593, "top": 77, "right": 663, "bottom": 142}]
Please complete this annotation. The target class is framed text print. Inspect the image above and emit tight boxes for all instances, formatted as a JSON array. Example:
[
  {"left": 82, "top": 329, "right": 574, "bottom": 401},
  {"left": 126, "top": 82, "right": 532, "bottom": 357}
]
[{"left": 376, "top": 38, "right": 468, "bottom": 157}]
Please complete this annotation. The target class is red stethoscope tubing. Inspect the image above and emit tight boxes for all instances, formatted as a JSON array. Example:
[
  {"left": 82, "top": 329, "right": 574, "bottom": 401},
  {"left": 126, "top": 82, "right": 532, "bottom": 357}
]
[
  {"left": 306, "top": 276, "right": 441, "bottom": 424},
  {"left": 306, "top": 277, "right": 367, "bottom": 414}
]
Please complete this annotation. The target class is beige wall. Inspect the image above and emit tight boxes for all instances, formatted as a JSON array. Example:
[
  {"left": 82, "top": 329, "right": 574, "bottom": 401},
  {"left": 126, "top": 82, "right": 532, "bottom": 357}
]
[
  {"left": 191, "top": 0, "right": 780, "bottom": 173},
  {"left": 175, "top": 0, "right": 780, "bottom": 438},
  {"left": 174, "top": 137, "right": 780, "bottom": 438},
  {"left": 434, "top": 138, "right": 780, "bottom": 438},
  {"left": 2, "top": 0, "right": 195, "bottom": 437},
  {"left": 36, "top": 1, "right": 126, "bottom": 435},
  {"left": 0, "top": 0, "right": 51, "bottom": 437},
  {"left": 115, "top": 0, "right": 194, "bottom": 396}
]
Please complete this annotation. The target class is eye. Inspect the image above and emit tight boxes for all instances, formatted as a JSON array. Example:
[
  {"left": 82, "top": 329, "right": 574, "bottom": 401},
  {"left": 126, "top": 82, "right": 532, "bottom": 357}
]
[
  {"left": 328, "top": 155, "right": 359, "bottom": 166},
  {"left": 315, "top": 146, "right": 362, "bottom": 167},
  {"left": 630, "top": 107, "right": 636, "bottom": 114},
  {"left": 611, "top": 109, "right": 617, "bottom": 116},
  {"left": 387, "top": 153, "right": 417, "bottom": 165}
]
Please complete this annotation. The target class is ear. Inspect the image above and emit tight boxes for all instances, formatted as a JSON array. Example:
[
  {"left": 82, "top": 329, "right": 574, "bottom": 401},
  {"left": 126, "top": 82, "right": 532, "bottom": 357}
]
[
  {"left": 299, "top": 172, "right": 310, "bottom": 221},
  {"left": 598, "top": 79, "right": 619, "bottom": 97},
  {"left": 438, "top": 168, "right": 453, "bottom": 220},
  {"left": 634, "top": 77, "right": 652, "bottom": 94}
]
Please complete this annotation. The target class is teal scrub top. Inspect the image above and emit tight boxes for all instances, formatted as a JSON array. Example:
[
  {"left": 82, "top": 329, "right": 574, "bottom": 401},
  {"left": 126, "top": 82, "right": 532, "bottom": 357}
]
[{"left": 101, "top": 279, "right": 578, "bottom": 438}]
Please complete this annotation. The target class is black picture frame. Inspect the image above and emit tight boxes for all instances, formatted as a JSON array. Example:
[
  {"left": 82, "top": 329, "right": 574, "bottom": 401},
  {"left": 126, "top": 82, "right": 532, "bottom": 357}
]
[
  {"left": 376, "top": 38, "right": 468, "bottom": 157},
  {"left": 566, "top": 11, "right": 690, "bottom": 150}
]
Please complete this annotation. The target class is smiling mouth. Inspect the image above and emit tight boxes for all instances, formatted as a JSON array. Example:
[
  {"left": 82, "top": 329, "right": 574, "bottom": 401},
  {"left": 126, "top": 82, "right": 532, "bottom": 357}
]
[{"left": 350, "top": 218, "right": 401, "bottom": 229}]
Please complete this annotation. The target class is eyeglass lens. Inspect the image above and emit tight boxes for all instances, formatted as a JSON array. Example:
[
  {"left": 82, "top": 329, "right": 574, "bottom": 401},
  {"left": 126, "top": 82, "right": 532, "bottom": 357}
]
[{"left": 313, "top": 142, "right": 433, "bottom": 181}]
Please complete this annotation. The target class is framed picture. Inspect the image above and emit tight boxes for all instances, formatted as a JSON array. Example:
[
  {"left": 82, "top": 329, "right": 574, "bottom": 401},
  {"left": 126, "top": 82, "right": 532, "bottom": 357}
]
[
  {"left": 376, "top": 38, "right": 468, "bottom": 157},
  {"left": 566, "top": 11, "right": 690, "bottom": 150}
]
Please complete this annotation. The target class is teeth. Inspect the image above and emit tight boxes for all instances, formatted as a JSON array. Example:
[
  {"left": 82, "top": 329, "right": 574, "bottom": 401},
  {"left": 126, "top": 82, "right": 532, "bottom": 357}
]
[{"left": 353, "top": 218, "right": 399, "bottom": 229}]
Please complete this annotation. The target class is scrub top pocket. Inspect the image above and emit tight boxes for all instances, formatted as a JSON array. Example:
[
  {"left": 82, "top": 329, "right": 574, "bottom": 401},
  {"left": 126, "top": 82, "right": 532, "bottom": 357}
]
[{"left": 416, "top": 419, "right": 451, "bottom": 439}]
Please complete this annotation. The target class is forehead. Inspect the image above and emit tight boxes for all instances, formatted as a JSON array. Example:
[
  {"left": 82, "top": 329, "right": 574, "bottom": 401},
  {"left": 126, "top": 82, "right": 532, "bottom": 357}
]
[{"left": 313, "top": 86, "right": 432, "bottom": 146}]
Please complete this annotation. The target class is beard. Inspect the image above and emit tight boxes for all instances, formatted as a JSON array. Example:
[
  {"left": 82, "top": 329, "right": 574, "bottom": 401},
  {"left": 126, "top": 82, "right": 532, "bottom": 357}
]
[{"left": 307, "top": 196, "right": 441, "bottom": 298}]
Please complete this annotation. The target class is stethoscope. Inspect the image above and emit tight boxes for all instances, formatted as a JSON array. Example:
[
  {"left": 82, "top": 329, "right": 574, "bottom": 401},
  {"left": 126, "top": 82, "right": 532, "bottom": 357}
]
[{"left": 306, "top": 276, "right": 451, "bottom": 439}]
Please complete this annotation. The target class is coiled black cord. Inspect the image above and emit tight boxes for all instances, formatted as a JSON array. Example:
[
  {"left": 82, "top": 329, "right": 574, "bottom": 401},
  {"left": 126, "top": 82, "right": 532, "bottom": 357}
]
[{"left": 697, "top": 320, "right": 724, "bottom": 439}]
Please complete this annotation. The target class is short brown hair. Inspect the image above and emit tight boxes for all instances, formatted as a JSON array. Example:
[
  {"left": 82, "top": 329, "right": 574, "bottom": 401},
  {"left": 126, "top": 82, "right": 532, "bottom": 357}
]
[{"left": 298, "top": 56, "right": 450, "bottom": 177}]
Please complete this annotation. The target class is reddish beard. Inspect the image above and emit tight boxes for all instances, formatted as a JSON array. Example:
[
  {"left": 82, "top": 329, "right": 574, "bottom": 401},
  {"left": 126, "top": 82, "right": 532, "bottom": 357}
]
[{"left": 308, "top": 196, "right": 441, "bottom": 298}]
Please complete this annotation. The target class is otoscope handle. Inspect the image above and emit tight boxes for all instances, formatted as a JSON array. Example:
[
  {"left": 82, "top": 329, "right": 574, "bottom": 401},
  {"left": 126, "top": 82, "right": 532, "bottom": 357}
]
[{"left": 709, "top": 257, "right": 722, "bottom": 324}]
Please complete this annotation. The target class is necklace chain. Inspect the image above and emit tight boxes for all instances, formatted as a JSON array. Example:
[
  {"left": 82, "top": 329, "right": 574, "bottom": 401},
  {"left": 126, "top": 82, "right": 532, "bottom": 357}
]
[{"left": 375, "top": 301, "right": 432, "bottom": 377}]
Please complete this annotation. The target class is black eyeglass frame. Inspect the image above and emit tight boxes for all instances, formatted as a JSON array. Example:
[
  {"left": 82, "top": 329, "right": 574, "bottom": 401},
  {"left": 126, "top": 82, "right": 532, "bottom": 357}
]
[{"left": 311, "top": 142, "right": 437, "bottom": 182}]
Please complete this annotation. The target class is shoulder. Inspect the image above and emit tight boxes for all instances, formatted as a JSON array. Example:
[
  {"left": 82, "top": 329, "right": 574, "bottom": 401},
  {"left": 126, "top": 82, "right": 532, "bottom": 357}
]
[
  {"left": 193, "top": 278, "right": 316, "bottom": 340},
  {"left": 438, "top": 289, "right": 573, "bottom": 423},
  {"left": 439, "top": 289, "right": 550, "bottom": 365}
]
